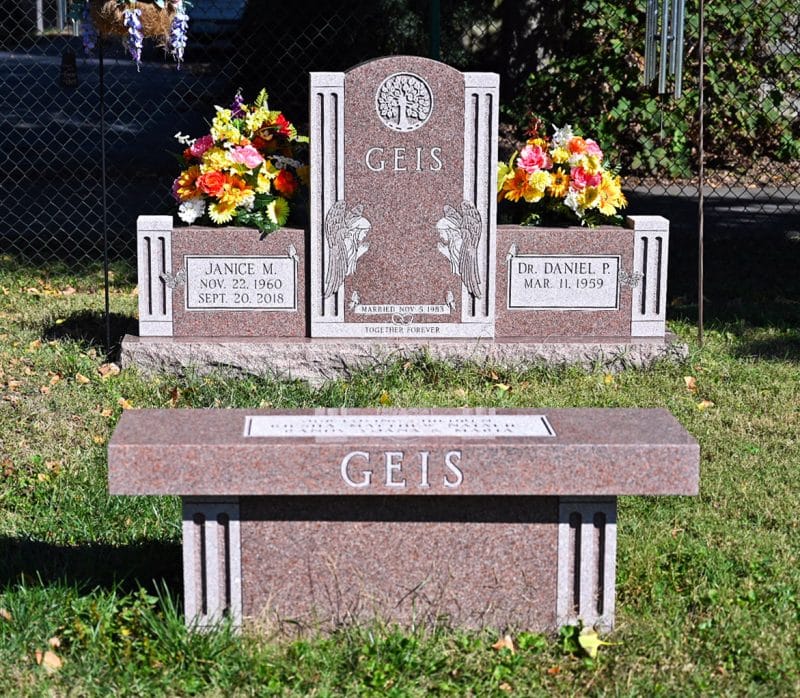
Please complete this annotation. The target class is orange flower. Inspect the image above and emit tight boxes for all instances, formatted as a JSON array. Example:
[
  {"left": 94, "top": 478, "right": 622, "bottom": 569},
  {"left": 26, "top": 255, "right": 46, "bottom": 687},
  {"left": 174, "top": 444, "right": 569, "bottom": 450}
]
[
  {"left": 176, "top": 166, "right": 201, "bottom": 201},
  {"left": 567, "top": 137, "right": 587, "bottom": 155},
  {"left": 197, "top": 170, "right": 226, "bottom": 197},
  {"left": 274, "top": 169, "right": 298, "bottom": 197}
]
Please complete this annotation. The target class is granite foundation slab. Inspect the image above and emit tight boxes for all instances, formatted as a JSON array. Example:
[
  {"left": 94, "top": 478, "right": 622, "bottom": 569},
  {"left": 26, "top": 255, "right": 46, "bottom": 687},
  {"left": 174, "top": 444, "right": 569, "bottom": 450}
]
[
  {"left": 109, "top": 408, "right": 699, "bottom": 632},
  {"left": 120, "top": 333, "right": 688, "bottom": 386}
]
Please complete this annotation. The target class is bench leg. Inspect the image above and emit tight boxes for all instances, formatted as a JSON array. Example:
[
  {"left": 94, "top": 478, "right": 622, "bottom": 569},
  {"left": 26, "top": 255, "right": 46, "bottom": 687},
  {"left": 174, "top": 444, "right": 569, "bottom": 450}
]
[
  {"left": 182, "top": 497, "right": 242, "bottom": 629},
  {"left": 556, "top": 497, "right": 617, "bottom": 631}
]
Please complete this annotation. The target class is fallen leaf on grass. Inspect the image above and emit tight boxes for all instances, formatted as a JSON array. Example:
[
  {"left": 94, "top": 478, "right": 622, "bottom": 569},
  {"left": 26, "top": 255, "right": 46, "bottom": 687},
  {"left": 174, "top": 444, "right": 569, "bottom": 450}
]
[
  {"left": 92, "top": 435, "right": 105, "bottom": 445},
  {"left": 75, "top": 373, "right": 90, "bottom": 384},
  {"left": 35, "top": 649, "right": 62, "bottom": 673},
  {"left": 49, "top": 373, "right": 62, "bottom": 386},
  {"left": 453, "top": 388, "right": 468, "bottom": 399},
  {"left": 117, "top": 397, "right": 133, "bottom": 410},
  {"left": 578, "top": 628, "right": 618, "bottom": 659},
  {"left": 0, "top": 608, "right": 11, "bottom": 622},
  {"left": 99, "top": 363, "right": 120, "bottom": 379},
  {"left": 683, "top": 376, "right": 697, "bottom": 393},
  {"left": 27, "top": 339, "right": 42, "bottom": 351},
  {"left": 494, "top": 383, "right": 511, "bottom": 392},
  {"left": 379, "top": 390, "right": 392, "bottom": 406},
  {"left": 169, "top": 387, "right": 181, "bottom": 406},
  {"left": 546, "top": 665, "right": 561, "bottom": 675},
  {"left": 39, "top": 386, "right": 50, "bottom": 395},
  {"left": 61, "top": 286, "right": 76, "bottom": 296},
  {"left": 603, "top": 374, "right": 614, "bottom": 385},
  {"left": 697, "top": 399, "right": 715, "bottom": 410},
  {"left": 26, "top": 287, "right": 41, "bottom": 296},
  {"left": 491, "top": 634, "right": 515, "bottom": 653},
  {"left": 499, "top": 683, "right": 513, "bottom": 693},
  {"left": 45, "top": 460, "right": 62, "bottom": 474},
  {"left": 6, "top": 380, "right": 22, "bottom": 391},
  {"left": 48, "top": 637, "right": 61, "bottom": 649}
]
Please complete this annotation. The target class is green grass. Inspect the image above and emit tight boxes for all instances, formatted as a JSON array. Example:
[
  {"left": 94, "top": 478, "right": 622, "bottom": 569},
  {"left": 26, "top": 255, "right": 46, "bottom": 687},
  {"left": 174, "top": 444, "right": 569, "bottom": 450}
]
[{"left": 1, "top": 255, "right": 799, "bottom": 696}]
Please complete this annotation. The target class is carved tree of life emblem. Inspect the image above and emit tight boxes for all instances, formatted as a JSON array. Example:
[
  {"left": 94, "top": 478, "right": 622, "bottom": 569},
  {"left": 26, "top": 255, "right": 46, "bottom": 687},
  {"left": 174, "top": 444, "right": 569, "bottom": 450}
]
[{"left": 375, "top": 73, "right": 433, "bottom": 132}]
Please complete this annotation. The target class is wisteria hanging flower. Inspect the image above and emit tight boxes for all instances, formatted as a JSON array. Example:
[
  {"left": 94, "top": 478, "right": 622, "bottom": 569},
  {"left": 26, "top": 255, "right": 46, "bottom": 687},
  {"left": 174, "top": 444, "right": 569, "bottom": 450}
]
[{"left": 70, "top": 1, "right": 190, "bottom": 68}]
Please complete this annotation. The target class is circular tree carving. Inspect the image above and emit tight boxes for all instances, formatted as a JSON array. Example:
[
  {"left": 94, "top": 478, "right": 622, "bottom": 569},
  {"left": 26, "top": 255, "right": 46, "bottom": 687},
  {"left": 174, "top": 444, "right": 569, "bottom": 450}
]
[{"left": 375, "top": 73, "right": 433, "bottom": 132}]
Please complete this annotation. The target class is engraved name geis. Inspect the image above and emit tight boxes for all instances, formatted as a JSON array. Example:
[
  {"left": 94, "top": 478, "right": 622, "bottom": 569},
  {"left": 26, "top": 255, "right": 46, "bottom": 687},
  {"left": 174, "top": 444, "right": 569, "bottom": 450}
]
[
  {"left": 339, "top": 449, "right": 464, "bottom": 489},
  {"left": 364, "top": 146, "right": 443, "bottom": 172}
]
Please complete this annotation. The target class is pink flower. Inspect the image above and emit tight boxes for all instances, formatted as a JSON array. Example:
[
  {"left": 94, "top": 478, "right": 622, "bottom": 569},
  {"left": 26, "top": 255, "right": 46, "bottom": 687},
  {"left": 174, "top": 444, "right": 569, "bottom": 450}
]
[
  {"left": 570, "top": 166, "right": 602, "bottom": 190},
  {"left": 585, "top": 139, "right": 603, "bottom": 159},
  {"left": 230, "top": 144, "right": 264, "bottom": 169},
  {"left": 171, "top": 177, "right": 182, "bottom": 202},
  {"left": 517, "top": 144, "right": 552, "bottom": 173},
  {"left": 189, "top": 134, "right": 214, "bottom": 158}
]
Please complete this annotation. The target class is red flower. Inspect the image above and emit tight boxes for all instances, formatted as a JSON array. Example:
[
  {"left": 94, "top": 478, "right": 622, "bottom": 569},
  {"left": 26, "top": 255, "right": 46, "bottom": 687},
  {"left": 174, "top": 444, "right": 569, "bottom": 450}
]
[
  {"left": 275, "top": 113, "right": 293, "bottom": 138},
  {"left": 197, "top": 171, "right": 226, "bottom": 196},
  {"left": 274, "top": 169, "right": 297, "bottom": 197}
]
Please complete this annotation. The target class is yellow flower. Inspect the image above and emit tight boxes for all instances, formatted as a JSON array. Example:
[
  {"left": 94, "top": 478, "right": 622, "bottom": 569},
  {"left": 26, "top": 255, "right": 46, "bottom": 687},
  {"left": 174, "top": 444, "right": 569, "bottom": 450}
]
[
  {"left": 256, "top": 169, "right": 272, "bottom": 194},
  {"left": 208, "top": 201, "right": 236, "bottom": 224},
  {"left": 176, "top": 166, "right": 201, "bottom": 201},
  {"left": 267, "top": 197, "right": 290, "bottom": 226},
  {"left": 547, "top": 170, "right": 570, "bottom": 198},
  {"left": 597, "top": 172, "right": 627, "bottom": 215},
  {"left": 497, "top": 159, "right": 515, "bottom": 194},
  {"left": 211, "top": 121, "right": 242, "bottom": 144},
  {"left": 245, "top": 106, "right": 272, "bottom": 132},
  {"left": 551, "top": 147, "right": 570, "bottom": 164},
  {"left": 526, "top": 137, "right": 547, "bottom": 148},
  {"left": 201, "top": 147, "right": 235, "bottom": 174},
  {"left": 583, "top": 154, "right": 603, "bottom": 175},
  {"left": 578, "top": 186, "right": 601, "bottom": 210},
  {"left": 523, "top": 170, "right": 552, "bottom": 203}
]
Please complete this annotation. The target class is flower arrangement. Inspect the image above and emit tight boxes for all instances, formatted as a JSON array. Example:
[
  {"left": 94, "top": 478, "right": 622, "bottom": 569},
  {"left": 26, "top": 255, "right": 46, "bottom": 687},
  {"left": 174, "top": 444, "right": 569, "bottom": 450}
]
[
  {"left": 69, "top": 1, "right": 189, "bottom": 68},
  {"left": 497, "top": 123, "right": 627, "bottom": 226},
  {"left": 172, "top": 89, "right": 309, "bottom": 234}
]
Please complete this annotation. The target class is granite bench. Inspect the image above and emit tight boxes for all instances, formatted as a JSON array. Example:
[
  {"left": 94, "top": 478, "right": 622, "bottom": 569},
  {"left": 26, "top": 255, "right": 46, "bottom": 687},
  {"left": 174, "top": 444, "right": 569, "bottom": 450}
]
[{"left": 108, "top": 408, "right": 699, "bottom": 632}]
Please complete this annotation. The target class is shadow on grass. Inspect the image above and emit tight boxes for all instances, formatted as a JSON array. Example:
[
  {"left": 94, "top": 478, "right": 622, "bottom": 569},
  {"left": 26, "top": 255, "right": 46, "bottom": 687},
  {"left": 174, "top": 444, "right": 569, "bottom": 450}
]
[
  {"left": 0, "top": 537, "right": 181, "bottom": 594},
  {"left": 733, "top": 331, "right": 800, "bottom": 362},
  {"left": 42, "top": 310, "right": 136, "bottom": 358}
]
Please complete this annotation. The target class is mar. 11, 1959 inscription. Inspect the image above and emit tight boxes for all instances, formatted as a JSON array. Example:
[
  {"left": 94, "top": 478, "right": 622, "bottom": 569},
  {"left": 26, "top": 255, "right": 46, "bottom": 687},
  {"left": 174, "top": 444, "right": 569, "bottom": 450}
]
[
  {"left": 184, "top": 255, "right": 297, "bottom": 311},
  {"left": 508, "top": 254, "right": 620, "bottom": 310}
]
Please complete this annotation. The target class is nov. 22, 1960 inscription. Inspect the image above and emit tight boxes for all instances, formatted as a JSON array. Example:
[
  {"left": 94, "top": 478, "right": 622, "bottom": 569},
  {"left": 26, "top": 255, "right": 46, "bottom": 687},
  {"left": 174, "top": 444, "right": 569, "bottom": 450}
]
[{"left": 184, "top": 255, "right": 297, "bottom": 311}]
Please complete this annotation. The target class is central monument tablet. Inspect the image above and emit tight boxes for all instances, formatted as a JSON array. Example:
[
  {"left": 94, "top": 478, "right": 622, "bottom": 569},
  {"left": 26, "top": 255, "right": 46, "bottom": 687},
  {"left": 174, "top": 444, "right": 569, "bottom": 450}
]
[{"left": 310, "top": 56, "right": 499, "bottom": 338}]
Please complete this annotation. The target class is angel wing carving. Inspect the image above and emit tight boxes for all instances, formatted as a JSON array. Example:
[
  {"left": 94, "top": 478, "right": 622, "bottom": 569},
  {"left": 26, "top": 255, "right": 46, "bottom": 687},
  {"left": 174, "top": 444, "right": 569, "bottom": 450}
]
[
  {"left": 323, "top": 201, "right": 348, "bottom": 299},
  {"left": 457, "top": 201, "right": 482, "bottom": 299},
  {"left": 160, "top": 269, "right": 186, "bottom": 289},
  {"left": 323, "top": 201, "right": 371, "bottom": 299},
  {"left": 436, "top": 201, "right": 483, "bottom": 298}
]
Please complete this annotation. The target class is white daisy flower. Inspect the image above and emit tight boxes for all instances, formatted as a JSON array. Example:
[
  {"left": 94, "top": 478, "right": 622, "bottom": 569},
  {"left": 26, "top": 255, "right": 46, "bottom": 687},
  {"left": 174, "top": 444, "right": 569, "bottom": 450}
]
[{"left": 178, "top": 197, "right": 205, "bottom": 224}]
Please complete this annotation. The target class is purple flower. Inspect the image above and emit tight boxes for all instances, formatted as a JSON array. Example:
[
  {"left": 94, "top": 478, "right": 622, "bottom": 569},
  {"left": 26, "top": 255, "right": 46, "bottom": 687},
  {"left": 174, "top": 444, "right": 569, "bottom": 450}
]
[
  {"left": 230, "top": 90, "right": 246, "bottom": 118},
  {"left": 169, "top": 1, "right": 190, "bottom": 68},
  {"left": 123, "top": 7, "right": 144, "bottom": 69},
  {"left": 80, "top": 2, "right": 97, "bottom": 56}
]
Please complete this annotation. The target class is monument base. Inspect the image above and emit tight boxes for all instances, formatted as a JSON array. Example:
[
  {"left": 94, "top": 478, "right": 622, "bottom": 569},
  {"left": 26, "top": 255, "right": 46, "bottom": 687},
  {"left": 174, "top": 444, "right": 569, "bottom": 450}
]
[{"left": 120, "top": 334, "right": 688, "bottom": 386}]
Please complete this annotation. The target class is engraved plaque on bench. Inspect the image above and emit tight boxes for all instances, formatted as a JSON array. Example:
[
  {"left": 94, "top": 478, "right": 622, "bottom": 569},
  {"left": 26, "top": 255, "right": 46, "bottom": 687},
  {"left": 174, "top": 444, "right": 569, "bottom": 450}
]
[{"left": 310, "top": 56, "right": 499, "bottom": 338}]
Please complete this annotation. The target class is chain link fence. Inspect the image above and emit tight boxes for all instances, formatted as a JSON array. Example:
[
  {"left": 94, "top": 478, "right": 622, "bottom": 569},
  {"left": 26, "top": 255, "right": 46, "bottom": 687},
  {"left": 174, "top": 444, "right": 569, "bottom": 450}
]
[{"left": 2, "top": 0, "right": 798, "bottom": 300}]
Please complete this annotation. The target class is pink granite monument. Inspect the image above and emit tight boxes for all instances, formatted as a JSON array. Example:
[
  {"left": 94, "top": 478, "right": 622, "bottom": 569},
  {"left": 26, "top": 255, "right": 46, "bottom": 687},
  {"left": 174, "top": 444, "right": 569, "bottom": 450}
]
[
  {"left": 108, "top": 407, "right": 699, "bottom": 632},
  {"left": 124, "top": 55, "right": 678, "bottom": 380}
]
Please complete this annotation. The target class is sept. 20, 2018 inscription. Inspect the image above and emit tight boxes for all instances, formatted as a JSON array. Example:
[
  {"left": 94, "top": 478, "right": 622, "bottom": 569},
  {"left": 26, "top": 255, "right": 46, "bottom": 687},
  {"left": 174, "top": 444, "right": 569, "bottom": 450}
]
[{"left": 184, "top": 255, "right": 297, "bottom": 311}]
